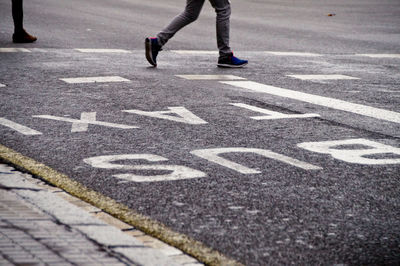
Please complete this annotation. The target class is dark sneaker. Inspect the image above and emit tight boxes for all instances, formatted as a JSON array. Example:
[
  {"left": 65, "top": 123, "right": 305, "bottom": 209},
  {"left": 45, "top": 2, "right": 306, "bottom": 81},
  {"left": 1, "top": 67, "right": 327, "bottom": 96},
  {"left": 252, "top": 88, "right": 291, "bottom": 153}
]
[
  {"left": 217, "top": 53, "right": 248, "bottom": 68},
  {"left": 145, "top": 37, "right": 162, "bottom": 67},
  {"left": 13, "top": 29, "right": 37, "bottom": 43}
]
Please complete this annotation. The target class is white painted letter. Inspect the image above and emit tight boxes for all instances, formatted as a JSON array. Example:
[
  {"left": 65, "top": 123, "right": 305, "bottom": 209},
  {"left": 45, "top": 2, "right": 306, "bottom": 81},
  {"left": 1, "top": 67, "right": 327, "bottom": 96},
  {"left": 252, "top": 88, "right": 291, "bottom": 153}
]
[
  {"left": 123, "top": 107, "right": 207, "bottom": 125},
  {"left": 191, "top": 147, "right": 322, "bottom": 173},
  {"left": 84, "top": 154, "right": 206, "bottom": 182},
  {"left": 0, "top": 118, "right": 42, "bottom": 135},
  {"left": 298, "top": 138, "right": 400, "bottom": 165},
  {"left": 33, "top": 112, "right": 138, "bottom": 132}
]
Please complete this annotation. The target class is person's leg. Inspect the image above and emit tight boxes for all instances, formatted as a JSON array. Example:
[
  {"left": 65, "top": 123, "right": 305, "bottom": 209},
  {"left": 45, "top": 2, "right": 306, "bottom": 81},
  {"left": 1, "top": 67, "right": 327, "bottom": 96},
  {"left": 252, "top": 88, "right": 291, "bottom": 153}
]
[
  {"left": 146, "top": 0, "right": 205, "bottom": 66},
  {"left": 157, "top": 0, "right": 206, "bottom": 46},
  {"left": 209, "top": 0, "right": 247, "bottom": 67},
  {"left": 209, "top": 0, "right": 231, "bottom": 57},
  {"left": 12, "top": 0, "right": 24, "bottom": 33},
  {"left": 11, "top": 0, "right": 37, "bottom": 43}
]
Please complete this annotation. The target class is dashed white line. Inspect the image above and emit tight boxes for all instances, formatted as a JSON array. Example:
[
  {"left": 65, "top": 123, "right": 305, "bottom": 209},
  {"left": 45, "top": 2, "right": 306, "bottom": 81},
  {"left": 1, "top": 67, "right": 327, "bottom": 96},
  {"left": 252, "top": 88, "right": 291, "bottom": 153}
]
[
  {"left": 74, "top": 49, "right": 132, "bottom": 53},
  {"left": 176, "top": 75, "right": 246, "bottom": 80},
  {"left": 287, "top": 74, "right": 360, "bottom": 80},
  {"left": 0, "top": 48, "right": 30, "bottom": 53},
  {"left": 171, "top": 50, "right": 218, "bottom": 55},
  {"left": 221, "top": 80, "right": 400, "bottom": 124},
  {"left": 356, "top": 54, "right": 400, "bottom": 59},
  {"left": 60, "top": 76, "right": 130, "bottom": 84},
  {"left": 265, "top": 51, "right": 322, "bottom": 57}
]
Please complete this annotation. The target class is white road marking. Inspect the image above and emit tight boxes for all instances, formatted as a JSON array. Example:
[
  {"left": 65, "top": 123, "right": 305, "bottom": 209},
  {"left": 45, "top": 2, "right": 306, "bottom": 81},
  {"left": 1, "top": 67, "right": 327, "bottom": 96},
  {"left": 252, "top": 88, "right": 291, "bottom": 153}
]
[
  {"left": 74, "top": 49, "right": 132, "bottom": 53},
  {"left": 298, "top": 138, "right": 400, "bottom": 165},
  {"left": 356, "top": 54, "right": 400, "bottom": 59},
  {"left": 231, "top": 103, "right": 320, "bottom": 120},
  {"left": 191, "top": 147, "right": 322, "bottom": 173},
  {"left": 0, "top": 48, "right": 30, "bottom": 53},
  {"left": 0, "top": 84, "right": 6, "bottom": 88},
  {"left": 0, "top": 118, "right": 42, "bottom": 135},
  {"left": 265, "top": 51, "right": 322, "bottom": 57},
  {"left": 171, "top": 50, "right": 218, "bottom": 55},
  {"left": 123, "top": 106, "right": 207, "bottom": 125},
  {"left": 221, "top": 80, "right": 400, "bottom": 124},
  {"left": 84, "top": 154, "right": 206, "bottom": 182},
  {"left": 287, "top": 74, "right": 360, "bottom": 80},
  {"left": 33, "top": 112, "right": 138, "bottom": 132},
  {"left": 60, "top": 76, "right": 130, "bottom": 84},
  {"left": 176, "top": 75, "right": 246, "bottom": 80}
]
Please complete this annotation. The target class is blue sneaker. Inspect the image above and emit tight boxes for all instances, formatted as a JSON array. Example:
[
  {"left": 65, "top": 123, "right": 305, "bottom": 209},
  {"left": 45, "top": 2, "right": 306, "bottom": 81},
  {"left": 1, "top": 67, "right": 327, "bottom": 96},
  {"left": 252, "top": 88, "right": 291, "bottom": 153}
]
[
  {"left": 145, "top": 37, "right": 162, "bottom": 67},
  {"left": 217, "top": 53, "right": 248, "bottom": 68}
]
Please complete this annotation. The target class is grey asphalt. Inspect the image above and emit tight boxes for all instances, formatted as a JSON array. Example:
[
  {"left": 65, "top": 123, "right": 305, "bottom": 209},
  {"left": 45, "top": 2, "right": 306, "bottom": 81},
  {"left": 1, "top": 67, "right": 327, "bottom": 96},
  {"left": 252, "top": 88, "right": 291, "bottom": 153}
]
[{"left": 1, "top": 0, "right": 400, "bottom": 265}]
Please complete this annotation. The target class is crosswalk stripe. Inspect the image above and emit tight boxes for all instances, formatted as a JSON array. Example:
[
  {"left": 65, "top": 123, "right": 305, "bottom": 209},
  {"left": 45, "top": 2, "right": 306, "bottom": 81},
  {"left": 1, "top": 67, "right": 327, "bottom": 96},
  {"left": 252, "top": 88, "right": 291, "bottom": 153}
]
[
  {"left": 0, "top": 48, "right": 31, "bottom": 53},
  {"left": 74, "top": 49, "right": 132, "bottom": 53},
  {"left": 287, "top": 74, "right": 360, "bottom": 80},
  {"left": 221, "top": 80, "right": 400, "bottom": 124},
  {"left": 60, "top": 76, "right": 130, "bottom": 84},
  {"left": 356, "top": 54, "right": 400, "bottom": 59},
  {"left": 176, "top": 75, "right": 246, "bottom": 80}
]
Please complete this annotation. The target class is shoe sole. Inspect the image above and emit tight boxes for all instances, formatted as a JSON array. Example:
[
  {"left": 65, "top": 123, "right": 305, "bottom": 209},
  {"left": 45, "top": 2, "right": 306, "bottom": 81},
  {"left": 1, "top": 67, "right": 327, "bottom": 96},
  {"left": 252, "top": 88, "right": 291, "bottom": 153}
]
[
  {"left": 217, "top": 62, "right": 248, "bottom": 68},
  {"left": 145, "top": 38, "right": 157, "bottom": 67}
]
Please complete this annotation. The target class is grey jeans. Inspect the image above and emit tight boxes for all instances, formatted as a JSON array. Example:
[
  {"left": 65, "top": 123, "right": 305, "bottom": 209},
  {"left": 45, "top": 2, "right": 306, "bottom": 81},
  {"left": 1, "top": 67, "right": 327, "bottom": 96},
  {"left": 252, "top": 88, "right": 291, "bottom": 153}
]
[{"left": 156, "top": 0, "right": 232, "bottom": 57}]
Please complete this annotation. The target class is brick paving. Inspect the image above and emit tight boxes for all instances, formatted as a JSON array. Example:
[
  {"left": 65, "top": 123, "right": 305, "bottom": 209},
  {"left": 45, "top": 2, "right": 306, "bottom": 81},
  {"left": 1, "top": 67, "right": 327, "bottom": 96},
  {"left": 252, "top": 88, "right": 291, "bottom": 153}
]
[{"left": 0, "top": 186, "right": 132, "bottom": 265}]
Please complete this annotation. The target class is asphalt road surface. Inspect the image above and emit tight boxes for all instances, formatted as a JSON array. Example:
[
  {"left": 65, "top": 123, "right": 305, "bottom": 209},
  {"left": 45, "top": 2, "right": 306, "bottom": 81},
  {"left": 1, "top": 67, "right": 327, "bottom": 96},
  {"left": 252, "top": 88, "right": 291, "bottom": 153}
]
[{"left": 1, "top": 0, "right": 400, "bottom": 265}]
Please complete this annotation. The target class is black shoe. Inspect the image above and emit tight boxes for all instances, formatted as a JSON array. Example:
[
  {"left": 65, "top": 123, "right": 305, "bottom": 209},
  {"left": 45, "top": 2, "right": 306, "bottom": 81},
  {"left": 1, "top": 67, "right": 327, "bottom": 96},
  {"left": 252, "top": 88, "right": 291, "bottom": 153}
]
[
  {"left": 13, "top": 29, "right": 37, "bottom": 43},
  {"left": 145, "top": 37, "right": 162, "bottom": 67},
  {"left": 217, "top": 53, "right": 248, "bottom": 68}
]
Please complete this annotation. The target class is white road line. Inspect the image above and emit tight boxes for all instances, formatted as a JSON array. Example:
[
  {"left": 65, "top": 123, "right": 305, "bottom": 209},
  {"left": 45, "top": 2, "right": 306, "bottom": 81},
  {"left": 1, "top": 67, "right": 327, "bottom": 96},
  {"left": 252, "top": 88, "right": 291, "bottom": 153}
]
[
  {"left": 356, "top": 54, "right": 400, "bottom": 59},
  {"left": 60, "top": 76, "right": 130, "bottom": 84},
  {"left": 171, "top": 50, "right": 218, "bottom": 55},
  {"left": 0, "top": 118, "right": 42, "bottom": 135},
  {"left": 265, "top": 51, "right": 322, "bottom": 57},
  {"left": 176, "top": 75, "right": 246, "bottom": 80},
  {"left": 287, "top": 74, "right": 360, "bottom": 80},
  {"left": 74, "top": 49, "right": 132, "bottom": 53},
  {"left": 0, "top": 84, "right": 5, "bottom": 88},
  {"left": 220, "top": 80, "right": 400, "bottom": 124},
  {"left": 0, "top": 48, "right": 31, "bottom": 53}
]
